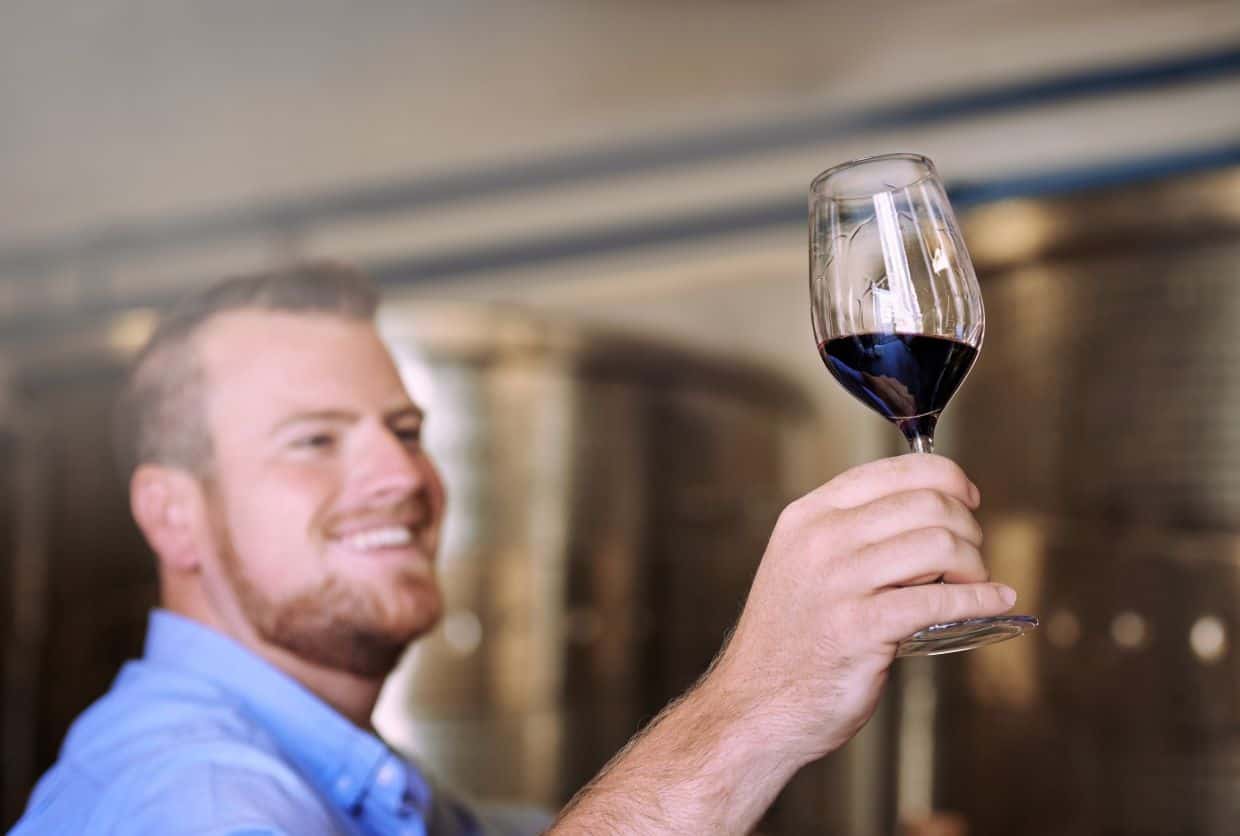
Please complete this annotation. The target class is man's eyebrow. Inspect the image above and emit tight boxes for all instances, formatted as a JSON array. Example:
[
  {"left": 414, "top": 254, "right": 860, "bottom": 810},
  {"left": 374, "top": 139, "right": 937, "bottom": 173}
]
[
  {"left": 269, "top": 409, "right": 360, "bottom": 435},
  {"left": 269, "top": 404, "right": 425, "bottom": 436},
  {"left": 384, "top": 404, "right": 425, "bottom": 423}
]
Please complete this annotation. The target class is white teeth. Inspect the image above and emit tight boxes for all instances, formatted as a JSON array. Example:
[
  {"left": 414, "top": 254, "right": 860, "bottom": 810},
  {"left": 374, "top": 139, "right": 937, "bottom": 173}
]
[{"left": 340, "top": 526, "right": 413, "bottom": 551}]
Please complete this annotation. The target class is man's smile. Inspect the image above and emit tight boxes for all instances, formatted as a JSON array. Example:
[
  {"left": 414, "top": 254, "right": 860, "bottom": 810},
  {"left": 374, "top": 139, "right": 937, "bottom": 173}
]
[{"left": 333, "top": 523, "right": 415, "bottom": 551}]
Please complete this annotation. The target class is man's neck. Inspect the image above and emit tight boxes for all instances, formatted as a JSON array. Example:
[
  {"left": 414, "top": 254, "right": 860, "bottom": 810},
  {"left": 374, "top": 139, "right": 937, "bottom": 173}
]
[
  {"left": 247, "top": 639, "right": 386, "bottom": 729},
  {"left": 163, "top": 587, "right": 386, "bottom": 729}
]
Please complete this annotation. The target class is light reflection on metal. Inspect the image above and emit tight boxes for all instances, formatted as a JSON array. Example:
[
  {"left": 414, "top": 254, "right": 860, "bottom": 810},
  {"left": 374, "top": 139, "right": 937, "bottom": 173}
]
[
  {"left": 963, "top": 515, "right": 1041, "bottom": 710},
  {"left": 105, "top": 308, "right": 158, "bottom": 356},
  {"left": 895, "top": 657, "right": 937, "bottom": 824},
  {"left": 1206, "top": 169, "right": 1240, "bottom": 223},
  {"left": 960, "top": 200, "right": 1059, "bottom": 267},
  {"left": 1045, "top": 609, "right": 1081, "bottom": 649},
  {"left": 1189, "top": 615, "right": 1228, "bottom": 664},
  {"left": 1110, "top": 610, "right": 1149, "bottom": 651},
  {"left": 442, "top": 611, "right": 484, "bottom": 657}
]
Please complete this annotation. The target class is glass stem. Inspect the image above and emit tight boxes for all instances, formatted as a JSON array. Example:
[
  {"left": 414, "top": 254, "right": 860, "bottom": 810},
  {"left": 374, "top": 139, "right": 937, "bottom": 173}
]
[{"left": 909, "top": 434, "right": 935, "bottom": 454}]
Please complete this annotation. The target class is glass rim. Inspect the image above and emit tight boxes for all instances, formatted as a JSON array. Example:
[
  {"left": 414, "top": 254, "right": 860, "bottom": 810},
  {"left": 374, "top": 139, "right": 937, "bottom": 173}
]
[{"left": 810, "top": 152, "right": 937, "bottom": 200}]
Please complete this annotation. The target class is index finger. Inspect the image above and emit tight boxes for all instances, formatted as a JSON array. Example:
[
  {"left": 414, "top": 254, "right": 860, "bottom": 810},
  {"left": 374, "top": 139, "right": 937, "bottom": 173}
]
[{"left": 809, "top": 454, "right": 979, "bottom": 512}]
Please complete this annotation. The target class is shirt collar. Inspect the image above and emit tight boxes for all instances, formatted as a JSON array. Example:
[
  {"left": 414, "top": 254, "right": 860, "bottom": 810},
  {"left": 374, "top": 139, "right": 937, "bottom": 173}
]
[{"left": 143, "top": 609, "right": 400, "bottom": 812}]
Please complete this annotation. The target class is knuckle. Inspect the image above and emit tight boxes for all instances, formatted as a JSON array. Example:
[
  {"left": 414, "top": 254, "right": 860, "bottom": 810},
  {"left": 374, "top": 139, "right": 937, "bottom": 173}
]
[
  {"left": 777, "top": 498, "right": 809, "bottom": 529},
  {"left": 960, "top": 544, "right": 988, "bottom": 578},
  {"left": 837, "top": 460, "right": 870, "bottom": 484},
  {"left": 883, "top": 454, "right": 914, "bottom": 474},
  {"left": 838, "top": 460, "right": 879, "bottom": 493},
  {"left": 909, "top": 451, "right": 958, "bottom": 478},
  {"left": 938, "top": 457, "right": 970, "bottom": 490},
  {"left": 912, "top": 489, "right": 951, "bottom": 517},
  {"left": 825, "top": 505, "right": 856, "bottom": 533},
  {"left": 925, "top": 526, "right": 958, "bottom": 553},
  {"left": 882, "top": 455, "right": 919, "bottom": 484}
]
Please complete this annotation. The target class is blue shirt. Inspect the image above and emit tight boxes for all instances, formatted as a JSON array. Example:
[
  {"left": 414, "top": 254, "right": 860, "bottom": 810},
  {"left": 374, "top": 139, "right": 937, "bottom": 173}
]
[{"left": 11, "top": 610, "right": 552, "bottom": 836}]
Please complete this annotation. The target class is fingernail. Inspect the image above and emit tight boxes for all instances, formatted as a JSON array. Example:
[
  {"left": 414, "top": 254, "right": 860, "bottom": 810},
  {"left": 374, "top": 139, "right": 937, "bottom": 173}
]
[
  {"left": 969, "top": 481, "right": 981, "bottom": 506},
  {"left": 998, "top": 585, "right": 1017, "bottom": 607}
]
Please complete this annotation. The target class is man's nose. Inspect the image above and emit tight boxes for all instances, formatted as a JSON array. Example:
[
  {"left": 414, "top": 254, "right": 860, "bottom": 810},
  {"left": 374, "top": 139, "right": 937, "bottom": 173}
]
[{"left": 355, "top": 428, "right": 427, "bottom": 502}]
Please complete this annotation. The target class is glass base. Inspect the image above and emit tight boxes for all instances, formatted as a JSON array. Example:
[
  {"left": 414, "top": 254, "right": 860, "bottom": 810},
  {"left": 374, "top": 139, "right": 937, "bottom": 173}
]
[{"left": 896, "top": 615, "right": 1039, "bottom": 657}]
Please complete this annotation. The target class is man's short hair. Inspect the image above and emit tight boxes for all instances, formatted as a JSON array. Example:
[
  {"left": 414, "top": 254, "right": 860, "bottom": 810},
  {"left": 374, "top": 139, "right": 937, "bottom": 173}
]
[{"left": 114, "top": 260, "right": 380, "bottom": 478}]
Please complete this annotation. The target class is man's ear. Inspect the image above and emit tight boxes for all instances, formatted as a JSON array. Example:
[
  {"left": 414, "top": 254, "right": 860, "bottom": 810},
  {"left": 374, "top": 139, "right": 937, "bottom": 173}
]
[{"left": 130, "top": 464, "right": 208, "bottom": 574}]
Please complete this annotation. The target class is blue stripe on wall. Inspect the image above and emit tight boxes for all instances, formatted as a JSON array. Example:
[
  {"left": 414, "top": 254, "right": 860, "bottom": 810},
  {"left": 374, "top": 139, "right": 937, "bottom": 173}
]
[
  {"left": 949, "top": 142, "right": 1240, "bottom": 207},
  {"left": 2, "top": 42, "right": 1239, "bottom": 275},
  {"left": 368, "top": 141, "right": 1240, "bottom": 288},
  {"left": 0, "top": 140, "right": 1235, "bottom": 341}
]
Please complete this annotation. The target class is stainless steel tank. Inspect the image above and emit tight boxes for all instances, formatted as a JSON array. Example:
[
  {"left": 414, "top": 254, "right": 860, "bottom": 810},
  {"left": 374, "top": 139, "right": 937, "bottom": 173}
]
[
  {"left": 372, "top": 303, "right": 851, "bottom": 831},
  {"left": 926, "top": 166, "right": 1240, "bottom": 835},
  {"left": 0, "top": 331, "right": 158, "bottom": 828}
]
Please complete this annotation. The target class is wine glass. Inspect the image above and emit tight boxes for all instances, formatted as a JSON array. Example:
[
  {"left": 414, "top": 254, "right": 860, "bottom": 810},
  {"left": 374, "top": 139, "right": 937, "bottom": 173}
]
[{"left": 809, "top": 153, "right": 1037, "bottom": 656}]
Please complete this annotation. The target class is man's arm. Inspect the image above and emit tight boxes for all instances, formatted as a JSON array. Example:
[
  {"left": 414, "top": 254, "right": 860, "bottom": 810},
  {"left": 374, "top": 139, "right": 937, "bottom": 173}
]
[
  {"left": 549, "top": 454, "right": 1017, "bottom": 835},
  {"left": 548, "top": 665, "right": 801, "bottom": 833}
]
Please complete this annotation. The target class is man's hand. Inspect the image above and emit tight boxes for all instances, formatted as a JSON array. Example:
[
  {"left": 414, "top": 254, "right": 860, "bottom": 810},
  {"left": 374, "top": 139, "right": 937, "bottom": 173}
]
[
  {"left": 707, "top": 453, "right": 1015, "bottom": 765},
  {"left": 551, "top": 455, "right": 1015, "bottom": 835}
]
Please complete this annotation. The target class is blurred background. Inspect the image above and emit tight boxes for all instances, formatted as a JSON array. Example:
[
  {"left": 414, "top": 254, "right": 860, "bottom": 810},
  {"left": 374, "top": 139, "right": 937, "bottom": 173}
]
[{"left": 3, "top": 1, "right": 1240, "bottom": 833}]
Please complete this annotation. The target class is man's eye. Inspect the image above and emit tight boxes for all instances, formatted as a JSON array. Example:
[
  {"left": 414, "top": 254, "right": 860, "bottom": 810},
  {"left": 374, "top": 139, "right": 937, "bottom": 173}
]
[
  {"left": 294, "top": 433, "right": 336, "bottom": 450},
  {"left": 394, "top": 427, "right": 422, "bottom": 445}
]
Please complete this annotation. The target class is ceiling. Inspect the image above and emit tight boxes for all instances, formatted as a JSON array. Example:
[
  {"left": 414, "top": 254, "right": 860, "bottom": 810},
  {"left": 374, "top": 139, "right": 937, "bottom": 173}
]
[{"left": 4, "top": 0, "right": 1237, "bottom": 248}]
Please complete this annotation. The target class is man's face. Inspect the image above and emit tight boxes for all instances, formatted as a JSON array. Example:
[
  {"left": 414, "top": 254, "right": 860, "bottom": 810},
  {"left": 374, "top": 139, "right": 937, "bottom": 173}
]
[{"left": 195, "top": 310, "right": 446, "bottom": 676}]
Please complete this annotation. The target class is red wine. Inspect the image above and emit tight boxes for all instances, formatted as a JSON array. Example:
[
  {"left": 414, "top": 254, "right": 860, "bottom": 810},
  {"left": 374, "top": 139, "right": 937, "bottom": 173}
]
[{"left": 818, "top": 333, "right": 978, "bottom": 443}]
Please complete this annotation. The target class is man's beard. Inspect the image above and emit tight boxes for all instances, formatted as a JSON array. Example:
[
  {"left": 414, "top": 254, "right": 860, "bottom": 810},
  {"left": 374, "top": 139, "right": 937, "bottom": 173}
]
[{"left": 213, "top": 513, "right": 443, "bottom": 678}]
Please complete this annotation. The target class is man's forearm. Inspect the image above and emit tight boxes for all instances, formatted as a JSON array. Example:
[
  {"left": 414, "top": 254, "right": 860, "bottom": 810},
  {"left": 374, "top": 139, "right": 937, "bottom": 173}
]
[{"left": 548, "top": 673, "right": 804, "bottom": 835}]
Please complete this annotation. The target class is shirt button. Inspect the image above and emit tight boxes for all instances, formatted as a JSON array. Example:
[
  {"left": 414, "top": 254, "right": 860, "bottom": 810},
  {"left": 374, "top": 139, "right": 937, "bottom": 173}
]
[{"left": 377, "top": 762, "right": 399, "bottom": 787}]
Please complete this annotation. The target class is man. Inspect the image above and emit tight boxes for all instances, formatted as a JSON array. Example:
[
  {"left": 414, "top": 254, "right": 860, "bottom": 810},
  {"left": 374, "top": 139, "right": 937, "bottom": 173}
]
[{"left": 11, "top": 262, "right": 1016, "bottom": 835}]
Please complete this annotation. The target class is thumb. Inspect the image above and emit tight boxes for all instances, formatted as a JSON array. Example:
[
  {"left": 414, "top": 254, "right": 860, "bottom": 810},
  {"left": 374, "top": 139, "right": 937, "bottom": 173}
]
[{"left": 867, "top": 582, "right": 1016, "bottom": 645}]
